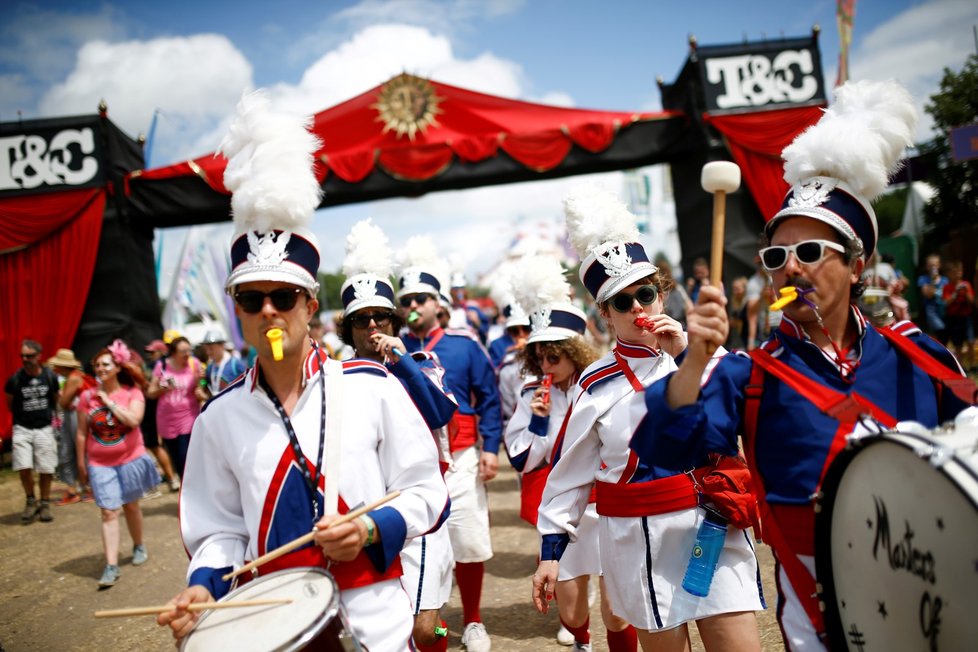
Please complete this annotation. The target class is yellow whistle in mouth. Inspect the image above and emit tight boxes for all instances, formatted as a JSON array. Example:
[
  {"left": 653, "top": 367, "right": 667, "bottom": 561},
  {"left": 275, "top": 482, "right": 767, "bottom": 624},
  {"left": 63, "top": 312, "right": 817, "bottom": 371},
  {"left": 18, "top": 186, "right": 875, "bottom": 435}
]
[
  {"left": 769, "top": 286, "right": 799, "bottom": 312},
  {"left": 266, "top": 328, "right": 284, "bottom": 361}
]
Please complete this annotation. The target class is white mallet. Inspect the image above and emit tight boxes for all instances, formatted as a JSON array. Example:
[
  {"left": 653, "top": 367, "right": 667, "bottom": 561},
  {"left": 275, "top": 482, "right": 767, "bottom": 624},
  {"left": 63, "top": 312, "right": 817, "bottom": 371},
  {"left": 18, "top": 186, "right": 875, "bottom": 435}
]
[
  {"left": 700, "top": 161, "right": 742, "bottom": 289},
  {"left": 700, "top": 160, "right": 741, "bottom": 353}
]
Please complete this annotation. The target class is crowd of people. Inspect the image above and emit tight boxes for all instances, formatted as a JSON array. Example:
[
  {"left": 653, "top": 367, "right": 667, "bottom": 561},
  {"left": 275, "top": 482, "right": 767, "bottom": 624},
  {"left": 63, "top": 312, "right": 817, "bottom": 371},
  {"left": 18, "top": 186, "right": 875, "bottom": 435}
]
[{"left": 5, "top": 79, "right": 977, "bottom": 652}]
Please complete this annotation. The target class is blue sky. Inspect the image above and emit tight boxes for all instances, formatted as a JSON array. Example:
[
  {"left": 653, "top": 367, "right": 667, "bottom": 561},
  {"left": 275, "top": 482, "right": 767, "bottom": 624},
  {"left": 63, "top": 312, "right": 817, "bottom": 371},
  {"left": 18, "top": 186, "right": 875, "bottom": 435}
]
[{"left": 3, "top": 0, "right": 976, "bottom": 292}]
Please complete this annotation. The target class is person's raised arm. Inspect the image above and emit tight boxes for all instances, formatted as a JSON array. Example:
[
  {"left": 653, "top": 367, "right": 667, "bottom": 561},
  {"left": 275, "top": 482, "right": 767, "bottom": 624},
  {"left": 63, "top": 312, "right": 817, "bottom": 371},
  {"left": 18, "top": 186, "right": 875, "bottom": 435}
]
[{"left": 667, "top": 285, "right": 728, "bottom": 409}]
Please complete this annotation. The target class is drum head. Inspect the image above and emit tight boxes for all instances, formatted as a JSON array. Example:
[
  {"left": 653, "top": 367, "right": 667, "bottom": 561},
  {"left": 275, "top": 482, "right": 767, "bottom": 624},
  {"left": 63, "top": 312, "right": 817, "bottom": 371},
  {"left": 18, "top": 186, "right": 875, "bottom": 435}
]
[
  {"left": 181, "top": 567, "right": 339, "bottom": 652},
  {"left": 815, "top": 432, "right": 978, "bottom": 650}
]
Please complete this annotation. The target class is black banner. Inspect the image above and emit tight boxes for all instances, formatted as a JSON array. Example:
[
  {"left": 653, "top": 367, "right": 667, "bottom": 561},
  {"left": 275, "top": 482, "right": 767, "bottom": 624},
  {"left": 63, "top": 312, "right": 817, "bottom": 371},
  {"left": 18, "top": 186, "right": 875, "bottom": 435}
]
[
  {"left": 0, "top": 116, "right": 106, "bottom": 195},
  {"left": 698, "top": 37, "right": 826, "bottom": 114}
]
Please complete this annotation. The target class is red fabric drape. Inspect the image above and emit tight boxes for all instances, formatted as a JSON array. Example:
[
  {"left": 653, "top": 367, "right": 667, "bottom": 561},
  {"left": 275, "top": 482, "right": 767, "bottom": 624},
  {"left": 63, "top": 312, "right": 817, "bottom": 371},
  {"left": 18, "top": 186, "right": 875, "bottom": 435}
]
[
  {"left": 501, "top": 130, "right": 574, "bottom": 172},
  {"left": 0, "top": 189, "right": 105, "bottom": 439},
  {"left": 705, "top": 106, "right": 825, "bottom": 221}
]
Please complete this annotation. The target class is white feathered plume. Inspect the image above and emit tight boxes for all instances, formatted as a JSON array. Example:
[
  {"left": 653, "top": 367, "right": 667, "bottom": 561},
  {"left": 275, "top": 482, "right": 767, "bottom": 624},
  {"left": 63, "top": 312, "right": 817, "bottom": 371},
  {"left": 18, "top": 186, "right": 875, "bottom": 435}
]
[
  {"left": 342, "top": 219, "right": 393, "bottom": 278},
  {"left": 782, "top": 79, "right": 917, "bottom": 201},
  {"left": 511, "top": 256, "right": 571, "bottom": 315},
  {"left": 398, "top": 235, "right": 448, "bottom": 282},
  {"left": 220, "top": 90, "right": 323, "bottom": 233},
  {"left": 488, "top": 261, "right": 519, "bottom": 311},
  {"left": 563, "top": 184, "right": 640, "bottom": 259}
]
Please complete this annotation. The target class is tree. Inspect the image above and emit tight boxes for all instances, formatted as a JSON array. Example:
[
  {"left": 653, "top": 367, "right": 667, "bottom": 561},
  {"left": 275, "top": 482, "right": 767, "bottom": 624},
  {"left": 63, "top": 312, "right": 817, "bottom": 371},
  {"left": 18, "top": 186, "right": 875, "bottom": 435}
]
[{"left": 919, "top": 54, "right": 978, "bottom": 253}]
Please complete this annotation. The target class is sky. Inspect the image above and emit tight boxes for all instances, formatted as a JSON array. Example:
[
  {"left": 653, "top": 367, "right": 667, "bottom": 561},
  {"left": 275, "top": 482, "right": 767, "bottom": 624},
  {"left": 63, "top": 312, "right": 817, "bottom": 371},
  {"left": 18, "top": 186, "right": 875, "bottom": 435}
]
[{"left": 3, "top": 0, "right": 977, "bottom": 298}]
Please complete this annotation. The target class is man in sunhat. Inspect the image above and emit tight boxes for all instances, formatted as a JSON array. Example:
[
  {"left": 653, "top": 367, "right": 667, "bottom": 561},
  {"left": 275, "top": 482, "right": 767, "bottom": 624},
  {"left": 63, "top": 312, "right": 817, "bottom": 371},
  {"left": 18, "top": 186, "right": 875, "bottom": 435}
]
[
  {"left": 199, "top": 329, "right": 245, "bottom": 396},
  {"left": 630, "top": 80, "right": 977, "bottom": 649},
  {"left": 47, "top": 348, "right": 96, "bottom": 505},
  {"left": 6, "top": 339, "right": 60, "bottom": 523},
  {"left": 158, "top": 92, "right": 448, "bottom": 652}
]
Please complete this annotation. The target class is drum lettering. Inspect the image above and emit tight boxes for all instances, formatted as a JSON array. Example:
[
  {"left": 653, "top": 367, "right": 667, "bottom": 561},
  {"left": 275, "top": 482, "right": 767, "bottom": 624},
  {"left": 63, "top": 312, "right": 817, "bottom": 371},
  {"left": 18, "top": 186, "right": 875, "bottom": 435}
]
[
  {"left": 871, "top": 496, "right": 937, "bottom": 584},
  {"left": 919, "top": 592, "right": 942, "bottom": 651}
]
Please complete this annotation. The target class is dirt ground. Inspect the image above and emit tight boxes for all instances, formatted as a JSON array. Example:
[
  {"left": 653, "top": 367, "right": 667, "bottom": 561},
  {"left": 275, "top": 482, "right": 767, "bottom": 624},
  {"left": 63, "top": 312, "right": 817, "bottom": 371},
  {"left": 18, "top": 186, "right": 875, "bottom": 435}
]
[{"left": 0, "top": 463, "right": 784, "bottom": 651}]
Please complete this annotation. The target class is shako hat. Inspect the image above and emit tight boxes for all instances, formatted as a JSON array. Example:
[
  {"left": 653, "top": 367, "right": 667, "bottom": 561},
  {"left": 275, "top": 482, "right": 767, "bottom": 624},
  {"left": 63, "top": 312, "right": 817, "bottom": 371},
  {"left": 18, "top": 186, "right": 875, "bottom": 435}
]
[
  {"left": 512, "top": 256, "right": 587, "bottom": 344},
  {"left": 340, "top": 219, "right": 396, "bottom": 315}
]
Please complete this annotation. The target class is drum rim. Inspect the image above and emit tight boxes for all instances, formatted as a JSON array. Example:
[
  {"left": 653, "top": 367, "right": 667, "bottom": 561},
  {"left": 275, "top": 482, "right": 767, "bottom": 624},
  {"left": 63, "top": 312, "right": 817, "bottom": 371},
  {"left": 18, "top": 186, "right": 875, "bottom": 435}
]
[
  {"left": 814, "top": 430, "right": 978, "bottom": 648},
  {"left": 179, "top": 566, "right": 341, "bottom": 652}
]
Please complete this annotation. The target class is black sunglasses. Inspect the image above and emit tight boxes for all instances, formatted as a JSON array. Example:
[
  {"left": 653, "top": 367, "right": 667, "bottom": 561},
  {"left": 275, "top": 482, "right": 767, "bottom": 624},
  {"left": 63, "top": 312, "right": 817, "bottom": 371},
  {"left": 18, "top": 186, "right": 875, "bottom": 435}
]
[
  {"left": 399, "top": 293, "right": 433, "bottom": 308},
  {"left": 234, "top": 288, "right": 304, "bottom": 314},
  {"left": 758, "top": 239, "right": 846, "bottom": 272},
  {"left": 507, "top": 325, "right": 530, "bottom": 335},
  {"left": 348, "top": 311, "right": 393, "bottom": 329},
  {"left": 21, "top": 353, "right": 38, "bottom": 360},
  {"left": 610, "top": 285, "right": 659, "bottom": 313}
]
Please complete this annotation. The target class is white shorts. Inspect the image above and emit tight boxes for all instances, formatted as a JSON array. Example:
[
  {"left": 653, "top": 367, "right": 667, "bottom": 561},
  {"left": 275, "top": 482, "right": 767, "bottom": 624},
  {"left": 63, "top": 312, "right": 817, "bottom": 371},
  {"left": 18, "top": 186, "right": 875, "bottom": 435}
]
[
  {"left": 343, "top": 578, "right": 414, "bottom": 652},
  {"left": 12, "top": 424, "right": 58, "bottom": 474},
  {"left": 600, "top": 507, "right": 765, "bottom": 631},
  {"left": 444, "top": 445, "right": 493, "bottom": 563},
  {"left": 558, "top": 503, "right": 601, "bottom": 581},
  {"left": 400, "top": 526, "right": 454, "bottom": 612}
]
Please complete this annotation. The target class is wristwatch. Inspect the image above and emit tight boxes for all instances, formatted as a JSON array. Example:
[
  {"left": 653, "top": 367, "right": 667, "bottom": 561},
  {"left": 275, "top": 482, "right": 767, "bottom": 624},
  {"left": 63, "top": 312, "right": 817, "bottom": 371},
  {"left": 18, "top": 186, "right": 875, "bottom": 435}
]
[{"left": 358, "top": 514, "right": 376, "bottom": 546}]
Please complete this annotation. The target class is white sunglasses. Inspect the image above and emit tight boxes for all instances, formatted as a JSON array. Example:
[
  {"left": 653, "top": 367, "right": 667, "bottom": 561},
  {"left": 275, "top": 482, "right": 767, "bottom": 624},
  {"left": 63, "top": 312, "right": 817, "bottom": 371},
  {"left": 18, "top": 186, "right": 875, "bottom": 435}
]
[{"left": 759, "top": 239, "right": 846, "bottom": 271}]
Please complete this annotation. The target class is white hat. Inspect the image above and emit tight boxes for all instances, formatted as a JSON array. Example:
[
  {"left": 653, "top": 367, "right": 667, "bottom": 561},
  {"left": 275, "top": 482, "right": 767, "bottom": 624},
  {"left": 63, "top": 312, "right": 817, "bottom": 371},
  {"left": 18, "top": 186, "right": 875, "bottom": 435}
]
[
  {"left": 564, "top": 184, "right": 657, "bottom": 303},
  {"left": 340, "top": 219, "right": 396, "bottom": 316},
  {"left": 396, "top": 235, "right": 448, "bottom": 300},
  {"left": 767, "top": 79, "right": 917, "bottom": 260},
  {"left": 512, "top": 256, "right": 587, "bottom": 344},
  {"left": 221, "top": 91, "right": 323, "bottom": 294},
  {"left": 201, "top": 330, "right": 226, "bottom": 345},
  {"left": 488, "top": 262, "right": 530, "bottom": 329}
]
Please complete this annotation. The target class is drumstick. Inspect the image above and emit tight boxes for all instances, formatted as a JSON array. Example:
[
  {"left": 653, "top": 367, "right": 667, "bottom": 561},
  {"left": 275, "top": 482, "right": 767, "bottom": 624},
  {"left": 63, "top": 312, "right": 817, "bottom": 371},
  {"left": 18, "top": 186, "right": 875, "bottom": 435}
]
[
  {"left": 94, "top": 598, "right": 293, "bottom": 618},
  {"left": 222, "top": 490, "right": 401, "bottom": 582},
  {"left": 700, "top": 161, "right": 741, "bottom": 354}
]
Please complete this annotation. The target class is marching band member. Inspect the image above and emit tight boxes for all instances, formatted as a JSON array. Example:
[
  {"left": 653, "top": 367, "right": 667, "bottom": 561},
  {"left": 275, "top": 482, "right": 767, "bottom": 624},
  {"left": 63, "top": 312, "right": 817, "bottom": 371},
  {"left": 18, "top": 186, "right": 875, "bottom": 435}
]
[
  {"left": 533, "top": 186, "right": 764, "bottom": 652},
  {"left": 487, "top": 265, "right": 532, "bottom": 424},
  {"left": 338, "top": 218, "right": 457, "bottom": 652},
  {"left": 504, "top": 256, "right": 605, "bottom": 650},
  {"left": 630, "top": 80, "right": 976, "bottom": 650},
  {"left": 157, "top": 92, "right": 448, "bottom": 652},
  {"left": 397, "top": 237, "right": 502, "bottom": 652}
]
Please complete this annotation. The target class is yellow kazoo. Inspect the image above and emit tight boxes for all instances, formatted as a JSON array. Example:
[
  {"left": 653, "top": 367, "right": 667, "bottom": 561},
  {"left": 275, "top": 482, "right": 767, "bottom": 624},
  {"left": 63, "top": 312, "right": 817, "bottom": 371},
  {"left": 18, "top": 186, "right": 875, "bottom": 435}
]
[
  {"left": 769, "top": 286, "right": 799, "bottom": 312},
  {"left": 266, "top": 328, "right": 284, "bottom": 361}
]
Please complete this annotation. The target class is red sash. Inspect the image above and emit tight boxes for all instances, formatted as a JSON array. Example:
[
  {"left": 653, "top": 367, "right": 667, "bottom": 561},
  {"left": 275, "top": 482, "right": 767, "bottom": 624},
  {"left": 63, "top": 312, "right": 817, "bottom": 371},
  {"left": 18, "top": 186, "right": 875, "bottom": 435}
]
[
  {"left": 238, "top": 544, "right": 403, "bottom": 591},
  {"left": 519, "top": 465, "right": 550, "bottom": 526},
  {"left": 447, "top": 413, "right": 478, "bottom": 452}
]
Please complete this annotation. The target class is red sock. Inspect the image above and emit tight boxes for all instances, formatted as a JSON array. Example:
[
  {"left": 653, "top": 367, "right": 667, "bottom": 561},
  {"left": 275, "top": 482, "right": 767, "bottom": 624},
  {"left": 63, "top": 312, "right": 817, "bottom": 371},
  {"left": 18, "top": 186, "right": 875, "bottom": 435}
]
[
  {"left": 414, "top": 618, "right": 448, "bottom": 652},
  {"left": 606, "top": 624, "right": 638, "bottom": 652},
  {"left": 560, "top": 616, "right": 590, "bottom": 645},
  {"left": 455, "top": 561, "right": 484, "bottom": 624}
]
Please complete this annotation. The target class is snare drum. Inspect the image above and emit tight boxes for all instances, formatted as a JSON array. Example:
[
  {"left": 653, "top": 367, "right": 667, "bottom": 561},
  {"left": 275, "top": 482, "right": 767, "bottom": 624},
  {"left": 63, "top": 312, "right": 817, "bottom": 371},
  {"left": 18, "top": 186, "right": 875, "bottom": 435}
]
[
  {"left": 181, "top": 567, "right": 362, "bottom": 652},
  {"left": 815, "top": 416, "right": 978, "bottom": 650}
]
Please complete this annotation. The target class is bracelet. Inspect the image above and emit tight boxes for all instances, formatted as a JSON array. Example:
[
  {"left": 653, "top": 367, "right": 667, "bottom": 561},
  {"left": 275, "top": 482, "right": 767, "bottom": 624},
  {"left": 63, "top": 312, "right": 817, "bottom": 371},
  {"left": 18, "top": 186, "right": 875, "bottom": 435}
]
[
  {"left": 108, "top": 402, "right": 118, "bottom": 411},
  {"left": 359, "top": 514, "right": 376, "bottom": 547}
]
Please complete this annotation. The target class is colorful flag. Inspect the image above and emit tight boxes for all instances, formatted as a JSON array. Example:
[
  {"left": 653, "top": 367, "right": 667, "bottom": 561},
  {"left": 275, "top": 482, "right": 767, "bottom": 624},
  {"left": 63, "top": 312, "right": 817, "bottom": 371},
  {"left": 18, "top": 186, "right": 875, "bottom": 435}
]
[{"left": 836, "top": 0, "right": 856, "bottom": 87}]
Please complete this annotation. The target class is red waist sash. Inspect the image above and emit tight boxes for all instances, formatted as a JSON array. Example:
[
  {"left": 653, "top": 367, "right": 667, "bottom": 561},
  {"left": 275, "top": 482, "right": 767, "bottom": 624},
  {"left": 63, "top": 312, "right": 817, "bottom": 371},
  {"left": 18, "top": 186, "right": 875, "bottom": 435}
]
[{"left": 238, "top": 544, "right": 402, "bottom": 591}]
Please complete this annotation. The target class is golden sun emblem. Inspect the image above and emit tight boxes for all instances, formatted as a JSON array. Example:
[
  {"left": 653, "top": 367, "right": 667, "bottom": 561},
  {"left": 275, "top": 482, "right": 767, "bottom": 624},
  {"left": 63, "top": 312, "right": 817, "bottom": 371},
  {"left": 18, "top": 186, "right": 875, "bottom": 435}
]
[{"left": 373, "top": 73, "right": 444, "bottom": 140}]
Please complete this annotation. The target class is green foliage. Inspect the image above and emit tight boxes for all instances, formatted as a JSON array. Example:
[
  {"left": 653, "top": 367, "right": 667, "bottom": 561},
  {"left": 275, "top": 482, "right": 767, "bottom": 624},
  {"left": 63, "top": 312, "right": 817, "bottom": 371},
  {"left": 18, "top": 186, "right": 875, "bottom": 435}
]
[
  {"left": 873, "top": 188, "right": 908, "bottom": 237},
  {"left": 317, "top": 272, "right": 346, "bottom": 312},
  {"left": 920, "top": 54, "right": 978, "bottom": 251}
]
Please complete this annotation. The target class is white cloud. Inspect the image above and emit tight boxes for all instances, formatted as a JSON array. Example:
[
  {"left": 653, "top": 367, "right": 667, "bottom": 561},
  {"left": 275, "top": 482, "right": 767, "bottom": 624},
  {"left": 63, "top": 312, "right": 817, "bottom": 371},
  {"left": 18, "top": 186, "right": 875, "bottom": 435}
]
[
  {"left": 849, "top": 0, "right": 978, "bottom": 141},
  {"left": 37, "top": 35, "right": 252, "bottom": 165}
]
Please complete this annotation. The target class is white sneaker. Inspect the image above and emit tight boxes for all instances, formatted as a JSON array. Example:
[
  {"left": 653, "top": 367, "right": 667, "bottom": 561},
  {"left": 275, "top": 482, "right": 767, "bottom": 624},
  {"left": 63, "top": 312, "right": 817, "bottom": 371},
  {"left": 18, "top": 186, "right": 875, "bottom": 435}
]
[
  {"left": 556, "top": 624, "right": 575, "bottom": 646},
  {"left": 461, "top": 622, "right": 491, "bottom": 652},
  {"left": 572, "top": 643, "right": 592, "bottom": 652}
]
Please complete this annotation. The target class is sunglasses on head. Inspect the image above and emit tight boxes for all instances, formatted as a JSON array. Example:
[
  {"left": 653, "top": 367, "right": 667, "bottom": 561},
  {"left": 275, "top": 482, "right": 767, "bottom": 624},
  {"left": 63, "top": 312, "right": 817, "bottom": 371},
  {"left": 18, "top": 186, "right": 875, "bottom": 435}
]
[
  {"left": 759, "top": 239, "right": 846, "bottom": 271},
  {"left": 399, "top": 293, "right": 433, "bottom": 308},
  {"left": 234, "top": 288, "right": 304, "bottom": 314},
  {"left": 610, "top": 285, "right": 659, "bottom": 313},
  {"left": 348, "top": 311, "right": 393, "bottom": 329}
]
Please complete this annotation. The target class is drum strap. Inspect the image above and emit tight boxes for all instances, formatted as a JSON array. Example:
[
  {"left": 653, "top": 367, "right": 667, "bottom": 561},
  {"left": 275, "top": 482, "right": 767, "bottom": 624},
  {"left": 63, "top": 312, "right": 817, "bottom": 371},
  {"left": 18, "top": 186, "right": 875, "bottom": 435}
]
[{"left": 876, "top": 326, "right": 978, "bottom": 405}]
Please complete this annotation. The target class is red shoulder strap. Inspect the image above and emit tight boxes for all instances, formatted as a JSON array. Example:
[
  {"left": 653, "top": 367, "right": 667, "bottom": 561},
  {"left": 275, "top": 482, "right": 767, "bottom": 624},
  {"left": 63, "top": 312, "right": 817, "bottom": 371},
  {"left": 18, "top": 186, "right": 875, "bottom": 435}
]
[
  {"left": 742, "top": 360, "right": 827, "bottom": 638},
  {"left": 876, "top": 327, "right": 977, "bottom": 405}
]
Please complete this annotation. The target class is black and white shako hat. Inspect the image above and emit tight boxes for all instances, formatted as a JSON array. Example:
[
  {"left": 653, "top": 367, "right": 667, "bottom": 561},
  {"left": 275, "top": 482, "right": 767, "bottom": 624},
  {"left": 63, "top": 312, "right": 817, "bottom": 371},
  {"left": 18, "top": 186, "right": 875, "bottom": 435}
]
[
  {"left": 339, "top": 219, "right": 396, "bottom": 316},
  {"left": 396, "top": 235, "right": 448, "bottom": 301},
  {"left": 221, "top": 90, "right": 323, "bottom": 294},
  {"left": 766, "top": 79, "right": 917, "bottom": 260},
  {"left": 563, "top": 184, "right": 656, "bottom": 304},
  {"left": 512, "top": 256, "right": 587, "bottom": 345}
]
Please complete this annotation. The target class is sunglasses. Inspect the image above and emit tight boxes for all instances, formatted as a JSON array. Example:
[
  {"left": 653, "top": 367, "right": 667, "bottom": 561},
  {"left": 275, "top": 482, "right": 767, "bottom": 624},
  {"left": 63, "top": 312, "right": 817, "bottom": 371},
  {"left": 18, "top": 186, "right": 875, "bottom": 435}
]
[
  {"left": 759, "top": 239, "right": 846, "bottom": 271},
  {"left": 610, "top": 285, "right": 659, "bottom": 313},
  {"left": 399, "top": 293, "right": 433, "bottom": 308},
  {"left": 234, "top": 288, "right": 304, "bottom": 314},
  {"left": 348, "top": 311, "right": 393, "bottom": 329},
  {"left": 20, "top": 353, "right": 38, "bottom": 360},
  {"left": 507, "top": 325, "right": 530, "bottom": 336}
]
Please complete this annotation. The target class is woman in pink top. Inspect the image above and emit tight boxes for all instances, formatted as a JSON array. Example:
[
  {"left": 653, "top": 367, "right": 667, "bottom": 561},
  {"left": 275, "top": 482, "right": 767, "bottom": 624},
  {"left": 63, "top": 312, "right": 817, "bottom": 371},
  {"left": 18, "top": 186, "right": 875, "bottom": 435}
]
[
  {"left": 146, "top": 336, "right": 207, "bottom": 482},
  {"left": 76, "top": 340, "right": 161, "bottom": 588}
]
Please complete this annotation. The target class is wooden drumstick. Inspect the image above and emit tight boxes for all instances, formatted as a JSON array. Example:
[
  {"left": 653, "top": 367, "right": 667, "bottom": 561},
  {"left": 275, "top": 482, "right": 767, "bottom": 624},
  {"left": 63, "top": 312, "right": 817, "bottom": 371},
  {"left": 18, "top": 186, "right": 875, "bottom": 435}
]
[
  {"left": 222, "top": 490, "right": 401, "bottom": 582},
  {"left": 700, "top": 161, "right": 741, "bottom": 354},
  {"left": 94, "top": 598, "right": 293, "bottom": 618}
]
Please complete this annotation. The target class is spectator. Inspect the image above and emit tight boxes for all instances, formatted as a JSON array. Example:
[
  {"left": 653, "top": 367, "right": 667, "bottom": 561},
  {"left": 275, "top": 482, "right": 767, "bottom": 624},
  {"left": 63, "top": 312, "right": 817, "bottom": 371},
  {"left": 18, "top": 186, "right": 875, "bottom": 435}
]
[
  {"left": 6, "top": 339, "right": 60, "bottom": 523},
  {"left": 917, "top": 254, "right": 949, "bottom": 343},
  {"left": 141, "top": 340, "right": 180, "bottom": 492},
  {"left": 685, "top": 256, "right": 710, "bottom": 303},
  {"left": 46, "top": 348, "right": 97, "bottom": 505},
  {"left": 201, "top": 330, "right": 246, "bottom": 396},
  {"left": 656, "top": 256, "right": 693, "bottom": 330},
  {"left": 942, "top": 260, "right": 975, "bottom": 371},
  {"left": 726, "top": 276, "right": 749, "bottom": 350},
  {"left": 76, "top": 340, "right": 160, "bottom": 588}
]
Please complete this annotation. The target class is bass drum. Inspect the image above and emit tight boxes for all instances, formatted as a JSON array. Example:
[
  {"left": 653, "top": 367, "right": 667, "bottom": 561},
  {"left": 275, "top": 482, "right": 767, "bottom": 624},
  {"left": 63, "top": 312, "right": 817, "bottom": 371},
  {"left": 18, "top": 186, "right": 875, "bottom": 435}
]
[
  {"left": 181, "top": 567, "right": 362, "bottom": 652},
  {"left": 815, "top": 412, "right": 978, "bottom": 650}
]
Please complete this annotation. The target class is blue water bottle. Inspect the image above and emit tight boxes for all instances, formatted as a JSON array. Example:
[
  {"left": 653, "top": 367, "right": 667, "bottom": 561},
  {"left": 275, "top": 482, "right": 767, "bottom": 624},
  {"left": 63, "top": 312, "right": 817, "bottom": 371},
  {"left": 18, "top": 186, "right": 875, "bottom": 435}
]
[{"left": 681, "top": 507, "right": 728, "bottom": 597}]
